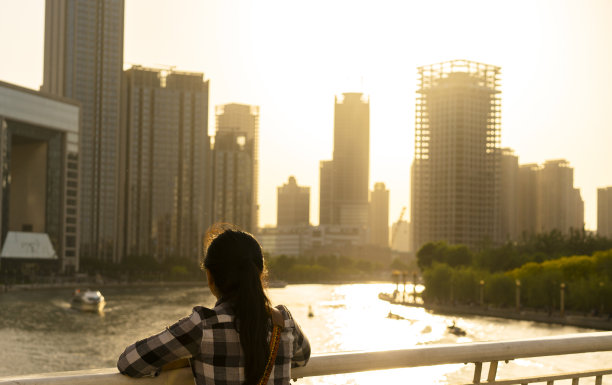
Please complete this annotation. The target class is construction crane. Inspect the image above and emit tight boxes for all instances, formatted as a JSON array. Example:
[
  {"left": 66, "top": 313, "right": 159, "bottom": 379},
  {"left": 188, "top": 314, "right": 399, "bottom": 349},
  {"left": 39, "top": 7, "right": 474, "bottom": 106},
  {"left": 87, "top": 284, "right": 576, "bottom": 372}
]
[{"left": 391, "top": 206, "right": 406, "bottom": 250}]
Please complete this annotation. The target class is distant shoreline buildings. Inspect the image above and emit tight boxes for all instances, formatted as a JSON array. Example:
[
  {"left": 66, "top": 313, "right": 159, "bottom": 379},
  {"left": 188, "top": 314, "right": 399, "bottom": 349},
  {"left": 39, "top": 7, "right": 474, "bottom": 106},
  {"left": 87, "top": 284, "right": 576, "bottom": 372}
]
[
  {"left": 599, "top": 187, "right": 612, "bottom": 238},
  {"left": 258, "top": 92, "right": 392, "bottom": 264},
  {"left": 277, "top": 176, "right": 310, "bottom": 228}
]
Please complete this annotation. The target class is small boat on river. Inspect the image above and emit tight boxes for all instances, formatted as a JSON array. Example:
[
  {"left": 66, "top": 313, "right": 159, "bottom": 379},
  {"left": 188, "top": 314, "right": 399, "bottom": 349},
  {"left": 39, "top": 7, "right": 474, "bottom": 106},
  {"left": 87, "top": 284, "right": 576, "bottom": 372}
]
[
  {"left": 447, "top": 321, "right": 466, "bottom": 336},
  {"left": 71, "top": 289, "right": 105, "bottom": 312},
  {"left": 387, "top": 311, "right": 406, "bottom": 320}
]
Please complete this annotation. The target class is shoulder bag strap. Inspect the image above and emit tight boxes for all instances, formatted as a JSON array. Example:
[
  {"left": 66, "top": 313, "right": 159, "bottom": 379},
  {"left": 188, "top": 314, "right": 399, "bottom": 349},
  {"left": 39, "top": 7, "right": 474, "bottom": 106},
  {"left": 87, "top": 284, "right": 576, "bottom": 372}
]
[{"left": 257, "top": 324, "right": 282, "bottom": 385}]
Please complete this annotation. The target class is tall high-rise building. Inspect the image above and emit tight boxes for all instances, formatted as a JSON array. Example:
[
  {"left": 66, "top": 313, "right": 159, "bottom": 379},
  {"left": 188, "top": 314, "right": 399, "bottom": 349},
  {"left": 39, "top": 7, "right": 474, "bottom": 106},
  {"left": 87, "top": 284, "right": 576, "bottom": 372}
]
[
  {"left": 277, "top": 176, "right": 310, "bottom": 228},
  {"left": 331, "top": 93, "right": 370, "bottom": 226},
  {"left": 43, "top": 0, "right": 124, "bottom": 262},
  {"left": 211, "top": 104, "right": 259, "bottom": 232},
  {"left": 369, "top": 182, "right": 389, "bottom": 247},
  {"left": 121, "top": 67, "right": 209, "bottom": 259},
  {"left": 500, "top": 148, "right": 519, "bottom": 241},
  {"left": 598, "top": 187, "right": 612, "bottom": 238},
  {"left": 517, "top": 163, "right": 539, "bottom": 236},
  {"left": 411, "top": 60, "right": 501, "bottom": 251},
  {"left": 537, "top": 160, "right": 584, "bottom": 233},
  {"left": 319, "top": 160, "right": 333, "bottom": 225}
]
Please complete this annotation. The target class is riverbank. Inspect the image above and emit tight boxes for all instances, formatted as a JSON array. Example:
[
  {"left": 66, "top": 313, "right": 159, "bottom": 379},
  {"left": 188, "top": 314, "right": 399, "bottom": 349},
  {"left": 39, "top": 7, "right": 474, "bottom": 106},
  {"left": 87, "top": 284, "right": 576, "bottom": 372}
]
[
  {"left": 0, "top": 280, "right": 207, "bottom": 293},
  {"left": 379, "top": 294, "right": 612, "bottom": 330},
  {"left": 0, "top": 278, "right": 391, "bottom": 293}
]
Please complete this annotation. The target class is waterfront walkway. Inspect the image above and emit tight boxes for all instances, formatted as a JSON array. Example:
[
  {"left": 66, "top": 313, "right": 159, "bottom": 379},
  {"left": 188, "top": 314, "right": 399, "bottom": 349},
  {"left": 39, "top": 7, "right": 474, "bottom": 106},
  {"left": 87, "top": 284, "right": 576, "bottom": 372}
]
[{"left": 380, "top": 293, "right": 612, "bottom": 330}]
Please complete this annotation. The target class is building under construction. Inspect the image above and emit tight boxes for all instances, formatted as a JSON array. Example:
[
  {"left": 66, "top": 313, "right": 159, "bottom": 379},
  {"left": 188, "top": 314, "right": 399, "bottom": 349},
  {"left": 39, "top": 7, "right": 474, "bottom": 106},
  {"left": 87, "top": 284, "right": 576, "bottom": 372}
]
[{"left": 411, "top": 60, "right": 501, "bottom": 252}]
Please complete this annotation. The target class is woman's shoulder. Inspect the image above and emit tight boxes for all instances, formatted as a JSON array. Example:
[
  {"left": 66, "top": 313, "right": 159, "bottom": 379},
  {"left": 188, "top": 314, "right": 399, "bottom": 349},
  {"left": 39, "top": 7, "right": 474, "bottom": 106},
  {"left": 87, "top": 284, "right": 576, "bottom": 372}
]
[
  {"left": 191, "top": 303, "right": 234, "bottom": 326},
  {"left": 274, "top": 304, "right": 298, "bottom": 327}
]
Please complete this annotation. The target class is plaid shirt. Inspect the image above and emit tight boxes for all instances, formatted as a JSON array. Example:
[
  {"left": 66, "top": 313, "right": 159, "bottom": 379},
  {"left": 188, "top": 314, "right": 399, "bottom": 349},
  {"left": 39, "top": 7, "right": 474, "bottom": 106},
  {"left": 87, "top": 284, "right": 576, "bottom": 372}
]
[{"left": 117, "top": 302, "right": 310, "bottom": 385}]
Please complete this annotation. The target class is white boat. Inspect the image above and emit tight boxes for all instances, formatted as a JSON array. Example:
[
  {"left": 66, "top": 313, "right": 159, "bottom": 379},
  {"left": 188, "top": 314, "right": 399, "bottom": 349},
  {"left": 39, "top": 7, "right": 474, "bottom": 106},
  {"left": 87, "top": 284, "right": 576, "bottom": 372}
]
[{"left": 71, "top": 289, "right": 106, "bottom": 312}]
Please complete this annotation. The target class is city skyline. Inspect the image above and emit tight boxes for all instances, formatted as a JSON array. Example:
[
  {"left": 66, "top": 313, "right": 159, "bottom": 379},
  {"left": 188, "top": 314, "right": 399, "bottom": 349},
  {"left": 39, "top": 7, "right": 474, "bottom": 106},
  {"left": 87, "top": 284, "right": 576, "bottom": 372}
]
[{"left": 1, "top": 0, "right": 612, "bottom": 230}]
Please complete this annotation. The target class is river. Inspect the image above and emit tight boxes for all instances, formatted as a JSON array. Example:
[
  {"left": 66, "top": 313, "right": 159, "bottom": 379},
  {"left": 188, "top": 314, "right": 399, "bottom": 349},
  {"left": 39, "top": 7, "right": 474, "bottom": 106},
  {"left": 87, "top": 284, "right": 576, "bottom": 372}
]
[{"left": 0, "top": 283, "right": 611, "bottom": 384}]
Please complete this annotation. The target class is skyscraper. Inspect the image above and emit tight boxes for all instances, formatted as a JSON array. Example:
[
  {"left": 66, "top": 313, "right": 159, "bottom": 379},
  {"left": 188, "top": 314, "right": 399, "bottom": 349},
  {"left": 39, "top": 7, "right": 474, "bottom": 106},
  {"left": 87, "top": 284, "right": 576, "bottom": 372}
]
[
  {"left": 517, "top": 163, "right": 539, "bottom": 236},
  {"left": 319, "top": 160, "right": 334, "bottom": 225},
  {"left": 369, "top": 182, "right": 389, "bottom": 247},
  {"left": 598, "top": 187, "right": 612, "bottom": 238},
  {"left": 411, "top": 60, "right": 501, "bottom": 251},
  {"left": 537, "top": 160, "right": 584, "bottom": 233},
  {"left": 516, "top": 160, "right": 584, "bottom": 236},
  {"left": 121, "top": 66, "right": 209, "bottom": 259},
  {"left": 500, "top": 148, "right": 519, "bottom": 241},
  {"left": 211, "top": 104, "right": 259, "bottom": 232},
  {"left": 277, "top": 176, "right": 310, "bottom": 228},
  {"left": 331, "top": 93, "right": 370, "bottom": 226},
  {"left": 43, "top": 0, "right": 124, "bottom": 262}
]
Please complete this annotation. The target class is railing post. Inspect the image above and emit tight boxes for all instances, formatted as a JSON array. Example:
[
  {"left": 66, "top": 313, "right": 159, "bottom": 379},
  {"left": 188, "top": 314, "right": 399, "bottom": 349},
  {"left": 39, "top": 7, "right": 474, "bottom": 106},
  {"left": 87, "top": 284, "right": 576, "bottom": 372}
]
[
  {"left": 487, "top": 361, "right": 498, "bottom": 382},
  {"left": 473, "top": 362, "right": 482, "bottom": 384}
]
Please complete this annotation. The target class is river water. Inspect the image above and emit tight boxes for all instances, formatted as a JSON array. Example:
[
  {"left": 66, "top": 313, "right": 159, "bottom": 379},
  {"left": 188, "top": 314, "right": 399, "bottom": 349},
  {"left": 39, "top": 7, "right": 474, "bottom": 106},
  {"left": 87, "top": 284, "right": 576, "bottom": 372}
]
[{"left": 0, "top": 283, "right": 611, "bottom": 384}]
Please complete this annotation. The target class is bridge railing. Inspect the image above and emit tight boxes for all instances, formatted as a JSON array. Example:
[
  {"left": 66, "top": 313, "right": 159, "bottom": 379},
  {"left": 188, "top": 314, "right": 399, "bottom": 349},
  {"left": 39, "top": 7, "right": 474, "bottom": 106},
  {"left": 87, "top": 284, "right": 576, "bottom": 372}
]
[{"left": 2, "top": 331, "right": 612, "bottom": 385}]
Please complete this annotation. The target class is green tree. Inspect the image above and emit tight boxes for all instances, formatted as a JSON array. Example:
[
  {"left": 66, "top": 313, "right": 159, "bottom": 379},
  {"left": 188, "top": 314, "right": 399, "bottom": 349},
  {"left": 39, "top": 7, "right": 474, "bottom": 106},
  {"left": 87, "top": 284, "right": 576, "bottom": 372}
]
[{"left": 422, "top": 263, "right": 453, "bottom": 302}]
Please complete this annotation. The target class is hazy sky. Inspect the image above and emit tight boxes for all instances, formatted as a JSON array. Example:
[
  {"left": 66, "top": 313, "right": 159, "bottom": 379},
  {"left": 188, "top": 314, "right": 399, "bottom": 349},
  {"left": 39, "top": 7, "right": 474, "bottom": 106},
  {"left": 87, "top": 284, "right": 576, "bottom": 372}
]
[{"left": 1, "top": 0, "right": 611, "bottom": 230}]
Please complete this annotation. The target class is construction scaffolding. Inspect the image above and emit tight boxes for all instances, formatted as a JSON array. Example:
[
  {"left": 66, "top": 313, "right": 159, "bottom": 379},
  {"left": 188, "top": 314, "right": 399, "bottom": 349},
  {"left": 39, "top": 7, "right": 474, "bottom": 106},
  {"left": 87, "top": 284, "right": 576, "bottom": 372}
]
[{"left": 412, "top": 59, "right": 502, "bottom": 251}]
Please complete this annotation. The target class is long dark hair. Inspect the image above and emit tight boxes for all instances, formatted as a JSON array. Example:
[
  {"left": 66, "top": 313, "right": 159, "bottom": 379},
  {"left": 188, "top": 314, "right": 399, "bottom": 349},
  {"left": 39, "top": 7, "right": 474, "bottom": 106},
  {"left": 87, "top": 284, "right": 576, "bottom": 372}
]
[{"left": 202, "top": 225, "right": 271, "bottom": 385}]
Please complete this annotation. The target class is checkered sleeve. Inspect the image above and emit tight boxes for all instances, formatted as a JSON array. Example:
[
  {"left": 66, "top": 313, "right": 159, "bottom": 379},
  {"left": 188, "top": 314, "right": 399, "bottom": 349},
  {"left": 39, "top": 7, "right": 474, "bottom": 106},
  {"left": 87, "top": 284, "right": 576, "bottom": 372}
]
[
  {"left": 281, "top": 306, "right": 310, "bottom": 368},
  {"left": 117, "top": 308, "right": 203, "bottom": 377}
]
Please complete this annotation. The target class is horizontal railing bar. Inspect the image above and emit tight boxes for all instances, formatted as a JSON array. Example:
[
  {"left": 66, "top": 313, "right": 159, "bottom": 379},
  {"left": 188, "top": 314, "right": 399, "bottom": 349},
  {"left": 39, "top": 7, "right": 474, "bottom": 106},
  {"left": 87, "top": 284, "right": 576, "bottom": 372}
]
[
  {"left": 2, "top": 332, "right": 612, "bottom": 384},
  {"left": 468, "top": 369, "right": 612, "bottom": 385},
  {"left": 291, "top": 332, "right": 612, "bottom": 378}
]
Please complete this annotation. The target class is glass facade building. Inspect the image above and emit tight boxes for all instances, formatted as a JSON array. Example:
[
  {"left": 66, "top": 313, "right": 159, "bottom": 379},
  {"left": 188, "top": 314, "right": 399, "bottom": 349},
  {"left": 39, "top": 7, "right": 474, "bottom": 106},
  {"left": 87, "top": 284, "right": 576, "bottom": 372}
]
[{"left": 43, "top": 0, "right": 124, "bottom": 262}]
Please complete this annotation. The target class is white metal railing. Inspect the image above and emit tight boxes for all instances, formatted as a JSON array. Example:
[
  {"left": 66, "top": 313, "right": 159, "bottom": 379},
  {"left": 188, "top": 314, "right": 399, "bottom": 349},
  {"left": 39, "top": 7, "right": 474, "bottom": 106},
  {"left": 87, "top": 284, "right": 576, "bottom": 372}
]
[{"left": 2, "top": 332, "right": 612, "bottom": 385}]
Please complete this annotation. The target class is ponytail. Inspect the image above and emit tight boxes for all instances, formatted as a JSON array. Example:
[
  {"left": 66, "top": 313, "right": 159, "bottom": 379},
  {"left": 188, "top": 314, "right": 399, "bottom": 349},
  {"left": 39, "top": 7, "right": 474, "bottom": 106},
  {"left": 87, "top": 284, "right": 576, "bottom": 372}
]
[{"left": 202, "top": 226, "right": 271, "bottom": 385}]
